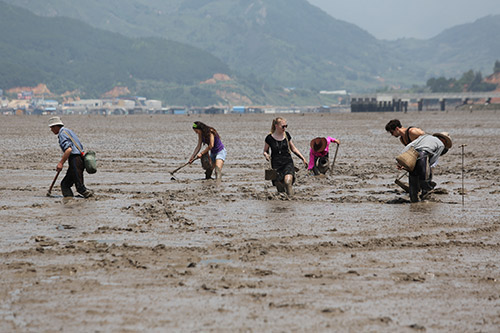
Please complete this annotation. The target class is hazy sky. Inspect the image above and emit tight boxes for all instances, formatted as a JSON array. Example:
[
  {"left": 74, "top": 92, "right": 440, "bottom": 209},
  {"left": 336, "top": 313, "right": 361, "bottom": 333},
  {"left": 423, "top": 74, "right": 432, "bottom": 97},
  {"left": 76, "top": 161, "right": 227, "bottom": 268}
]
[{"left": 307, "top": 0, "right": 500, "bottom": 40}]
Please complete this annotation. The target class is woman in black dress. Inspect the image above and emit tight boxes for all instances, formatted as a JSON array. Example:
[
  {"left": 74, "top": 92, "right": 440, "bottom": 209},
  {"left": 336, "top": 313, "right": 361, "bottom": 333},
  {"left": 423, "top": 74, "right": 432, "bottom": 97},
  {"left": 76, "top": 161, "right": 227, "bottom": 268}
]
[{"left": 263, "top": 117, "right": 307, "bottom": 195}]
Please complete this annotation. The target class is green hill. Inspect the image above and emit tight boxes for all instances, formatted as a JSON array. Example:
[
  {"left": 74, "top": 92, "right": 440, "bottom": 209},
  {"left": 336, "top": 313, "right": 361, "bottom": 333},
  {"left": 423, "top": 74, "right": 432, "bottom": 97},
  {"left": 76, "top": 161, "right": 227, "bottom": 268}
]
[
  {"left": 0, "top": 1, "right": 232, "bottom": 104},
  {"left": 3, "top": 0, "right": 499, "bottom": 97},
  {"left": 422, "top": 15, "right": 500, "bottom": 77},
  {"left": 3, "top": 0, "right": 404, "bottom": 91},
  {"left": 384, "top": 15, "right": 500, "bottom": 80}
]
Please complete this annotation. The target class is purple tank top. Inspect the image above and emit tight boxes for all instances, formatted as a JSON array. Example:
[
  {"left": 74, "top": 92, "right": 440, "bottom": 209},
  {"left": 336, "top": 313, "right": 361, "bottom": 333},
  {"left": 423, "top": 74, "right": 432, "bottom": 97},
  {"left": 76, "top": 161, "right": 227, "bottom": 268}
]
[{"left": 203, "top": 134, "right": 224, "bottom": 154}]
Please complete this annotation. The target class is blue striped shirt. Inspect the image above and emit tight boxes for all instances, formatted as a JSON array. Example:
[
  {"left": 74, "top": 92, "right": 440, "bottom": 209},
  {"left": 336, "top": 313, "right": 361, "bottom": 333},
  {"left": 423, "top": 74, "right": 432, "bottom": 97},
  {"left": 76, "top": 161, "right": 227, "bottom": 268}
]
[{"left": 58, "top": 127, "right": 84, "bottom": 155}]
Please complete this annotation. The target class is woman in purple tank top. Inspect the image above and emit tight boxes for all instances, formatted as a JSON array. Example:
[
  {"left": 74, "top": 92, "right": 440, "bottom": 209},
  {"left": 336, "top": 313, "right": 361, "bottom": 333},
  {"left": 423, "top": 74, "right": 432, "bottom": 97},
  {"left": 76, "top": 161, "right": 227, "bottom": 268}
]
[{"left": 188, "top": 121, "right": 227, "bottom": 180}]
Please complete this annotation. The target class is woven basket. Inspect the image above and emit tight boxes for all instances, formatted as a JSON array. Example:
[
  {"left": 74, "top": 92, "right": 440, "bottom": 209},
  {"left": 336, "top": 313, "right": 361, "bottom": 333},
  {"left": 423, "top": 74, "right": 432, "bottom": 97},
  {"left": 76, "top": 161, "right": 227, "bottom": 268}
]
[
  {"left": 396, "top": 147, "right": 418, "bottom": 172},
  {"left": 265, "top": 168, "right": 277, "bottom": 180},
  {"left": 265, "top": 160, "right": 277, "bottom": 180}
]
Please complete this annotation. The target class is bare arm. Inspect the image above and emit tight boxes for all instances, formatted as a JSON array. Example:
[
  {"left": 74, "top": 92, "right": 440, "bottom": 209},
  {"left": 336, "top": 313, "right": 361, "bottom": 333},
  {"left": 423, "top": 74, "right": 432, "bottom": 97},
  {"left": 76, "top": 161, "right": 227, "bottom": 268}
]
[
  {"left": 56, "top": 147, "right": 72, "bottom": 171},
  {"left": 289, "top": 140, "right": 307, "bottom": 167},
  {"left": 189, "top": 132, "right": 203, "bottom": 163},
  {"left": 263, "top": 142, "right": 270, "bottom": 161},
  {"left": 409, "top": 127, "right": 425, "bottom": 140},
  {"left": 198, "top": 133, "right": 214, "bottom": 158}
]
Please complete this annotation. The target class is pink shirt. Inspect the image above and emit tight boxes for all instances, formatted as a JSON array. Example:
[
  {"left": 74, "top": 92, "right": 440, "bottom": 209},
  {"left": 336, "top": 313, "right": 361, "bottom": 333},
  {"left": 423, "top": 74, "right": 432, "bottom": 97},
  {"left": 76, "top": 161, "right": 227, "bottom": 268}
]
[{"left": 308, "top": 136, "right": 336, "bottom": 170}]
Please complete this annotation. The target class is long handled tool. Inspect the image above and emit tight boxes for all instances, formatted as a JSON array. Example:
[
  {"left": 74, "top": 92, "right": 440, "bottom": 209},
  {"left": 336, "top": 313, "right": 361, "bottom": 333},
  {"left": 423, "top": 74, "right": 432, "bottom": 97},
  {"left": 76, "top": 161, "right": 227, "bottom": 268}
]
[
  {"left": 395, "top": 172, "right": 410, "bottom": 193},
  {"left": 170, "top": 156, "right": 199, "bottom": 180},
  {"left": 460, "top": 144, "right": 467, "bottom": 206},
  {"left": 171, "top": 162, "right": 190, "bottom": 175},
  {"left": 47, "top": 170, "right": 61, "bottom": 197},
  {"left": 329, "top": 143, "right": 340, "bottom": 175}
]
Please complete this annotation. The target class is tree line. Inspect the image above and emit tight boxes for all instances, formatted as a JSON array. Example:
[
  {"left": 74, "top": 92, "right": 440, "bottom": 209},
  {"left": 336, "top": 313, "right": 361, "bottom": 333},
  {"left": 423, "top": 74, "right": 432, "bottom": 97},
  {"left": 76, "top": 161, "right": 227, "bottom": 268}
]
[{"left": 426, "top": 61, "right": 499, "bottom": 93}]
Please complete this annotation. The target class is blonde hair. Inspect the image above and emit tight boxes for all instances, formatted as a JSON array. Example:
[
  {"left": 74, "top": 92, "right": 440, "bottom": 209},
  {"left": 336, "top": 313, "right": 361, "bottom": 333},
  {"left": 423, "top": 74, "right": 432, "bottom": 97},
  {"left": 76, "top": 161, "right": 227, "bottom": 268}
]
[{"left": 270, "top": 117, "right": 286, "bottom": 133}]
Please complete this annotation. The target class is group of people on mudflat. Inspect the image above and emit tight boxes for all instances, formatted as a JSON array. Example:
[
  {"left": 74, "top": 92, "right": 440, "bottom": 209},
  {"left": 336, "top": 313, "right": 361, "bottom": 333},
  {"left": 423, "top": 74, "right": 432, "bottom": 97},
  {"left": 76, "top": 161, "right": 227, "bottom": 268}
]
[{"left": 48, "top": 115, "right": 450, "bottom": 203}]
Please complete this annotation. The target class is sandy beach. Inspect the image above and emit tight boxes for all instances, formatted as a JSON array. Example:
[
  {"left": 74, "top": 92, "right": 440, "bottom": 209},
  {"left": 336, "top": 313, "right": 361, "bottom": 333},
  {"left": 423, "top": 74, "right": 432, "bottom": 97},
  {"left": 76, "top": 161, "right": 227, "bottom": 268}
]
[{"left": 1, "top": 111, "right": 499, "bottom": 332}]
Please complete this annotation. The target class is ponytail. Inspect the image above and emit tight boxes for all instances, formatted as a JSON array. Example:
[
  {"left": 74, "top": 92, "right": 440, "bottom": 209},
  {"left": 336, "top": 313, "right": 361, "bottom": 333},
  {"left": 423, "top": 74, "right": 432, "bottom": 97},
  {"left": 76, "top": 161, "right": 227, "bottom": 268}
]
[{"left": 270, "top": 117, "right": 285, "bottom": 133}]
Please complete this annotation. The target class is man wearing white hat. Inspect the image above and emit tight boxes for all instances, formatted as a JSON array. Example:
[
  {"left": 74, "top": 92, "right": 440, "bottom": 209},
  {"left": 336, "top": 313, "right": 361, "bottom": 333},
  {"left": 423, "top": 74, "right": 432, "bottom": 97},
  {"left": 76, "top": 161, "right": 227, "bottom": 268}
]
[{"left": 49, "top": 116, "right": 93, "bottom": 198}]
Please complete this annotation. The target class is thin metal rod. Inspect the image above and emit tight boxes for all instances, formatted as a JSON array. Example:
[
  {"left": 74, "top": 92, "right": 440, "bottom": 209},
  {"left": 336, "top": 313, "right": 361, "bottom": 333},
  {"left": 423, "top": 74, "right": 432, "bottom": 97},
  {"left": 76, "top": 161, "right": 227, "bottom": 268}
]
[{"left": 460, "top": 144, "right": 467, "bottom": 206}]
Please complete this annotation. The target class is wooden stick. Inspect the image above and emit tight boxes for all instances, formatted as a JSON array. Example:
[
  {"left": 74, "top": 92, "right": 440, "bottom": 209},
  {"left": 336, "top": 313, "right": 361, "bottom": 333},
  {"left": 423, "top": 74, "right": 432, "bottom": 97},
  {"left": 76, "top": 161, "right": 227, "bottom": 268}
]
[
  {"left": 329, "top": 143, "right": 340, "bottom": 175},
  {"left": 47, "top": 170, "right": 61, "bottom": 196},
  {"left": 170, "top": 162, "right": 190, "bottom": 175},
  {"left": 170, "top": 156, "right": 199, "bottom": 175}
]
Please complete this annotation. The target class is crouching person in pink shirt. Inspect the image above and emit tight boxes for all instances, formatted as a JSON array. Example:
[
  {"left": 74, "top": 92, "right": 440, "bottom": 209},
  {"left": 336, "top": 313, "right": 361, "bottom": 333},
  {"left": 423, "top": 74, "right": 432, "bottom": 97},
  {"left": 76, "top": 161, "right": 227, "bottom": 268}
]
[{"left": 308, "top": 137, "right": 340, "bottom": 175}]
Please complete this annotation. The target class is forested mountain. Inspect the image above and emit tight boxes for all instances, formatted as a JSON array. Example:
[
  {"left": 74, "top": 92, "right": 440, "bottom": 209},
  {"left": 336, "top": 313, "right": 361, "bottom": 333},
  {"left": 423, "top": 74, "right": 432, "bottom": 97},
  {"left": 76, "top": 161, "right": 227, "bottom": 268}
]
[
  {"left": 0, "top": 1, "right": 234, "bottom": 104},
  {"left": 2, "top": 0, "right": 499, "bottom": 102},
  {"left": 5, "top": 0, "right": 500, "bottom": 92},
  {"left": 384, "top": 15, "right": 500, "bottom": 79},
  {"left": 2, "top": 0, "right": 406, "bottom": 91}
]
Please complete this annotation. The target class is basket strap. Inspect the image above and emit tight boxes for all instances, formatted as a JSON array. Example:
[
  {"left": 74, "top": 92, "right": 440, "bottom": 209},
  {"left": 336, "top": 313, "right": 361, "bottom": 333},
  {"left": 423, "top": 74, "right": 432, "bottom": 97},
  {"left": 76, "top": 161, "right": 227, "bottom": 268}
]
[{"left": 63, "top": 130, "right": 84, "bottom": 155}]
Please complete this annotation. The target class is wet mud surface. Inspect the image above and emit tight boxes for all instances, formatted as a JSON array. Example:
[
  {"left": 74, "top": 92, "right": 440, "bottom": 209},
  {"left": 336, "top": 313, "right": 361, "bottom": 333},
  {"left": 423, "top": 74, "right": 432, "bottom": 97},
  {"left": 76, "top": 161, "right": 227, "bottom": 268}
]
[{"left": 1, "top": 111, "right": 499, "bottom": 331}]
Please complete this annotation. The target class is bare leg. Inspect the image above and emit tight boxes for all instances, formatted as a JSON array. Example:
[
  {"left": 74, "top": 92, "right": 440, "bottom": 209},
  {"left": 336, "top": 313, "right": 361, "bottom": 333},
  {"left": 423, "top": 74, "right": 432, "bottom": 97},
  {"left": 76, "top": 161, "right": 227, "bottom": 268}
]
[
  {"left": 284, "top": 174, "right": 294, "bottom": 196},
  {"left": 214, "top": 159, "right": 224, "bottom": 181}
]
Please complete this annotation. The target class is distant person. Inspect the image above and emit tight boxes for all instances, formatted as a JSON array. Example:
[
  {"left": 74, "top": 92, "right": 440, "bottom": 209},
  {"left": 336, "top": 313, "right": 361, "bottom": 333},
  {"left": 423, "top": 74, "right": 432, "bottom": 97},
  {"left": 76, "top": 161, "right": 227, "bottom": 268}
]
[
  {"left": 385, "top": 119, "right": 425, "bottom": 145},
  {"left": 188, "top": 121, "right": 226, "bottom": 180},
  {"left": 308, "top": 136, "right": 340, "bottom": 175},
  {"left": 49, "top": 116, "right": 93, "bottom": 198},
  {"left": 263, "top": 117, "right": 307, "bottom": 195},
  {"left": 398, "top": 132, "right": 452, "bottom": 202}
]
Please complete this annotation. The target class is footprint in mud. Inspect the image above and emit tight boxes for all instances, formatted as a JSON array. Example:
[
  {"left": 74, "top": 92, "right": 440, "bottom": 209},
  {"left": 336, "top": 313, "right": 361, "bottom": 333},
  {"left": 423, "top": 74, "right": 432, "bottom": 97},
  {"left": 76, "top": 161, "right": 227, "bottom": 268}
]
[
  {"left": 57, "top": 224, "right": 76, "bottom": 230},
  {"left": 32, "top": 235, "right": 59, "bottom": 247},
  {"left": 392, "top": 272, "right": 426, "bottom": 282}
]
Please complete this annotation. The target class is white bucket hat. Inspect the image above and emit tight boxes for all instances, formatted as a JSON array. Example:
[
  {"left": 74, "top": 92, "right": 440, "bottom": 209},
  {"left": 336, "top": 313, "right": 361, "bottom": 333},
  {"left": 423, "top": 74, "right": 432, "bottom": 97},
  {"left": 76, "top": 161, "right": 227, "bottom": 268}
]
[{"left": 48, "top": 116, "right": 64, "bottom": 128}]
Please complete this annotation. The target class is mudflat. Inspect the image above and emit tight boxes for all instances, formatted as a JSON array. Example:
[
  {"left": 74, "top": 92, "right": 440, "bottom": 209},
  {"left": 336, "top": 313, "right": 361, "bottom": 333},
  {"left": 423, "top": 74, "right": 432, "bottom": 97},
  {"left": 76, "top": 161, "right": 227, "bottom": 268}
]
[{"left": 1, "top": 111, "right": 499, "bottom": 332}]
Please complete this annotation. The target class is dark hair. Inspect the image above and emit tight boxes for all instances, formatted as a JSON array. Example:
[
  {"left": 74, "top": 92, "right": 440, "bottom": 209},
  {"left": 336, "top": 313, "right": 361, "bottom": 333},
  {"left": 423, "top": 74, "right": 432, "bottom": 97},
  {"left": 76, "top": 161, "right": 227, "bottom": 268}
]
[
  {"left": 385, "top": 119, "right": 402, "bottom": 132},
  {"left": 193, "top": 121, "right": 219, "bottom": 142}
]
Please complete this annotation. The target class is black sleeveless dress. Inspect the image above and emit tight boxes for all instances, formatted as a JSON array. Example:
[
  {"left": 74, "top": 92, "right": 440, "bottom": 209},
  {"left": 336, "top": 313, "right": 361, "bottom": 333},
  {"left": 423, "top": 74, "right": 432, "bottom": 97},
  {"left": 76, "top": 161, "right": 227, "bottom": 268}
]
[{"left": 265, "top": 132, "right": 295, "bottom": 182}]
